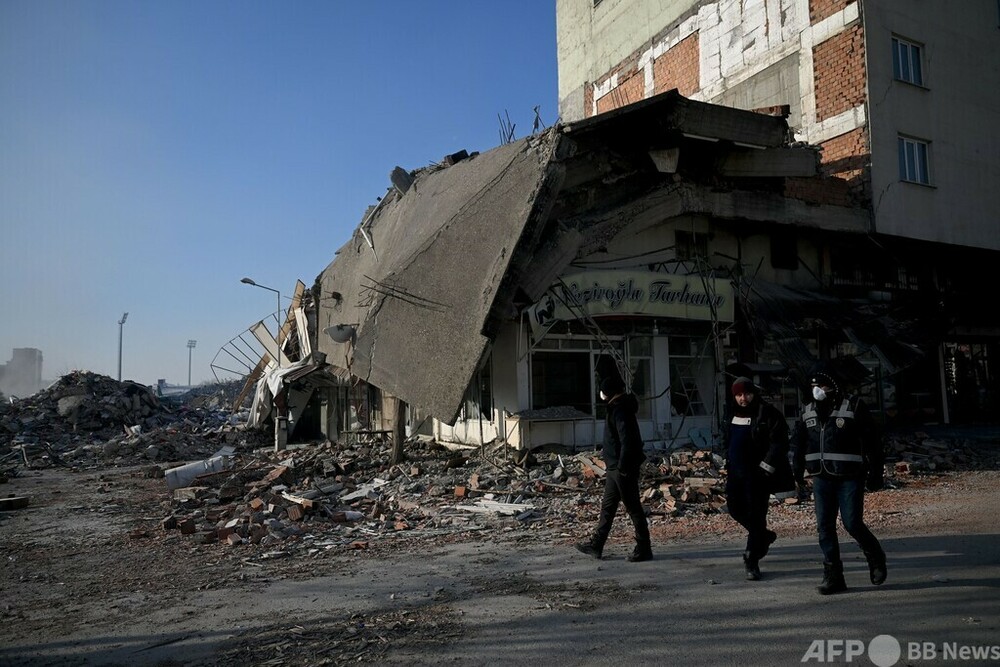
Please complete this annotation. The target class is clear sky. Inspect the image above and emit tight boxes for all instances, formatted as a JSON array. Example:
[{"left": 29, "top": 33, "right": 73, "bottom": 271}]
[{"left": 1, "top": 1, "right": 558, "bottom": 388}]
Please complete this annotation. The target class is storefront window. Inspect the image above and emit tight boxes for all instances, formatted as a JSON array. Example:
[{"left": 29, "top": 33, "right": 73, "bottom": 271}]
[
  {"left": 531, "top": 334, "right": 656, "bottom": 419},
  {"left": 531, "top": 350, "right": 592, "bottom": 414},
  {"left": 462, "top": 354, "right": 493, "bottom": 420},
  {"left": 668, "top": 334, "right": 710, "bottom": 416}
]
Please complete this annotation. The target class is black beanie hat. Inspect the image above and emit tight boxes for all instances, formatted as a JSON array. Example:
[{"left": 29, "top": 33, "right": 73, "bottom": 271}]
[
  {"left": 600, "top": 375, "right": 626, "bottom": 397},
  {"left": 731, "top": 376, "right": 757, "bottom": 396},
  {"left": 810, "top": 369, "right": 840, "bottom": 394}
]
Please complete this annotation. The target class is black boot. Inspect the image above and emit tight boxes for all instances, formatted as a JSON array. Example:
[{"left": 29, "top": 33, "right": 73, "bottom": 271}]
[
  {"left": 743, "top": 551, "right": 761, "bottom": 581},
  {"left": 865, "top": 551, "right": 887, "bottom": 585},
  {"left": 628, "top": 541, "right": 653, "bottom": 562},
  {"left": 575, "top": 538, "right": 603, "bottom": 560},
  {"left": 818, "top": 561, "right": 847, "bottom": 595}
]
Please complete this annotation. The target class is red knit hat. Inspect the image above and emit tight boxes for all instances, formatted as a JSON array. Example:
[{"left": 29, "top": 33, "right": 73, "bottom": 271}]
[{"left": 731, "top": 376, "right": 757, "bottom": 396}]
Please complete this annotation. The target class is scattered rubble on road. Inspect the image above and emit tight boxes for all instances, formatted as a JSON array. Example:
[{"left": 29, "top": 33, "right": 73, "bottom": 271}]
[{"left": 2, "top": 372, "right": 998, "bottom": 565}]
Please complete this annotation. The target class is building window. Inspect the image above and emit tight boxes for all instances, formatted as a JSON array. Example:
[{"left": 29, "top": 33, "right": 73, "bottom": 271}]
[
  {"left": 892, "top": 36, "right": 923, "bottom": 86},
  {"left": 532, "top": 350, "right": 593, "bottom": 414},
  {"left": 668, "top": 335, "right": 710, "bottom": 416},
  {"left": 770, "top": 233, "right": 798, "bottom": 270},
  {"left": 462, "top": 354, "right": 493, "bottom": 420},
  {"left": 898, "top": 136, "right": 930, "bottom": 185},
  {"left": 675, "top": 230, "right": 709, "bottom": 261}
]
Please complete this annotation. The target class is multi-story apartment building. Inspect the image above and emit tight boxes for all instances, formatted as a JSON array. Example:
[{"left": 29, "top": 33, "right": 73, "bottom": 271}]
[
  {"left": 556, "top": 0, "right": 1000, "bottom": 424},
  {"left": 0, "top": 348, "right": 44, "bottom": 399}
]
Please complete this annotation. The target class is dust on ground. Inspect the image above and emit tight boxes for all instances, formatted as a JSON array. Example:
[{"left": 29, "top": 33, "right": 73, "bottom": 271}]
[{"left": 2, "top": 437, "right": 998, "bottom": 665}]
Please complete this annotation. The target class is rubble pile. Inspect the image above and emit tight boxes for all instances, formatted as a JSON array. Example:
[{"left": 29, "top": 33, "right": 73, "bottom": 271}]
[
  {"left": 644, "top": 449, "right": 728, "bottom": 515},
  {"left": 887, "top": 432, "right": 991, "bottom": 474},
  {"left": 0, "top": 371, "right": 246, "bottom": 469},
  {"left": 157, "top": 436, "right": 740, "bottom": 560}
]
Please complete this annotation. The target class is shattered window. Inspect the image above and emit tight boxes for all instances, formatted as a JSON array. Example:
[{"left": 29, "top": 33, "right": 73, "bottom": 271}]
[
  {"left": 462, "top": 355, "right": 493, "bottom": 421},
  {"left": 532, "top": 351, "right": 592, "bottom": 414},
  {"left": 675, "top": 230, "right": 709, "bottom": 261},
  {"left": 668, "top": 335, "right": 710, "bottom": 416}
]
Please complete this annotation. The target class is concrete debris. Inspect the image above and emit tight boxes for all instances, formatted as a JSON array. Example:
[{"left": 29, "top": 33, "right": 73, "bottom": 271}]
[
  {"left": 5, "top": 371, "right": 997, "bottom": 567},
  {"left": 886, "top": 432, "right": 989, "bottom": 474},
  {"left": 0, "top": 372, "right": 254, "bottom": 470}
]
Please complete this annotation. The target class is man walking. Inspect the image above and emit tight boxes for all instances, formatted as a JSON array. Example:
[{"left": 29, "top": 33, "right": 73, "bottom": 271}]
[
  {"left": 576, "top": 375, "right": 652, "bottom": 562},
  {"left": 722, "top": 376, "right": 793, "bottom": 580},
  {"left": 793, "top": 365, "right": 887, "bottom": 594}
]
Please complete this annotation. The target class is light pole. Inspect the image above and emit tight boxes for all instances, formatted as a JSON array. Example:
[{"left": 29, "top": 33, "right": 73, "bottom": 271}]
[
  {"left": 117, "top": 312, "right": 128, "bottom": 381},
  {"left": 240, "top": 277, "right": 282, "bottom": 367},
  {"left": 187, "top": 340, "right": 197, "bottom": 387},
  {"left": 240, "top": 277, "right": 287, "bottom": 452}
]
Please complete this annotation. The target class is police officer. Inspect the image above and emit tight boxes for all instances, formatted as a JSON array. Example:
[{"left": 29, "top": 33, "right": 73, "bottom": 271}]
[{"left": 793, "top": 365, "right": 887, "bottom": 594}]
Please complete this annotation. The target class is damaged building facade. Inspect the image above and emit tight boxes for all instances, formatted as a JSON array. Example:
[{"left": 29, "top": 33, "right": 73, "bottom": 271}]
[
  {"left": 258, "top": 0, "right": 997, "bottom": 452},
  {"left": 555, "top": 0, "right": 1000, "bottom": 426},
  {"left": 311, "top": 89, "right": 924, "bottom": 452}
]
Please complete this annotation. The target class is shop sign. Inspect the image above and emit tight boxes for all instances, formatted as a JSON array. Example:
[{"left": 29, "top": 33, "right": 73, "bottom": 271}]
[{"left": 529, "top": 270, "right": 733, "bottom": 336}]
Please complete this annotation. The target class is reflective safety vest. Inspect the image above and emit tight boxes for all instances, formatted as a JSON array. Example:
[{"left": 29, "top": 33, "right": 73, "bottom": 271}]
[{"left": 799, "top": 397, "right": 867, "bottom": 478}]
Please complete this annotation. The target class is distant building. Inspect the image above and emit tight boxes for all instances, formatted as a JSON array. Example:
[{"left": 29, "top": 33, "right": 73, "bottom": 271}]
[{"left": 0, "top": 348, "right": 44, "bottom": 398}]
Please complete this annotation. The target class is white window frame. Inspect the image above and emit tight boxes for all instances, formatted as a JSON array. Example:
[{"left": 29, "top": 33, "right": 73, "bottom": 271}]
[
  {"left": 892, "top": 36, "right": 924, "bottom": 86},
  {"left": 898, "top": 135, "right": 931, "bottom": 185}
]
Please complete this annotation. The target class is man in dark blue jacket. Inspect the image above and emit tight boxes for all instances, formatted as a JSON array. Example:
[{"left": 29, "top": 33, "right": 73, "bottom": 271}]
[
  {"left": 576, "top": 375, "right": 652, "bottom": 562},
  {"left": 793, "top": 365, "right": 887, "bottom": 594},
  {"left": 722, "top": 376, "right": 794, "bottom": 580}
]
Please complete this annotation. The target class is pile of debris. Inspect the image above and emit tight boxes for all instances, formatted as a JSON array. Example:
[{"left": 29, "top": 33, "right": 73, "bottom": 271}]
[
  {"left": 155, "top": 435, "right": 740, "bottom": 560},
  {"left": 887, "top": 431, "right": 991, "bottom": 474},
  {"left": 0, "top": 371, "right": 244, "bottom": 470}
]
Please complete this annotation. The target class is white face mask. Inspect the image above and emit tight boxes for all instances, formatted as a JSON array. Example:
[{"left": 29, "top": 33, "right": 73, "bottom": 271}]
[
  {"left": 599, "top": 391, "right": 608, "bottom": 402},
  {"left": 812, "top": 386, "right": 827, "bottom": 401}
]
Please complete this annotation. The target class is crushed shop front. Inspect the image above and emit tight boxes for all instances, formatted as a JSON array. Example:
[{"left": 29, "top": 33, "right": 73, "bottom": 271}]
[{"left": 451, "top": 268, "right": 738, "bottom": 453}]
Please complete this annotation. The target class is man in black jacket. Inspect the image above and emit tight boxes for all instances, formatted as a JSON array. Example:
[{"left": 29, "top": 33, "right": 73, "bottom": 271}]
[
  {"left": 722, "top": 376, "right": 794, "bottom": 580},
  {"left": 576, "top": 375, "right": 652, "bottom": 562},
  {"left": 793, "top": 365, "right": 887, "bottom": 594}
]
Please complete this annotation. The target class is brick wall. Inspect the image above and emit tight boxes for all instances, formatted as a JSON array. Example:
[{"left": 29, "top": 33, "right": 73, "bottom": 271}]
[
  {"left": 596, "top": 66, "right": 646, "bottom": 114},
  {"left": 809, "top": 0, "right": 853, "bottom": 24},
  {"left": 652, "top": 33, "right": 700, "bottom": 97},
  {"left": 813, "top": 25, "right": 866, "bottom": 122},
  {"left": 787, "top": 126, "right": 870, "bottom": 205}
]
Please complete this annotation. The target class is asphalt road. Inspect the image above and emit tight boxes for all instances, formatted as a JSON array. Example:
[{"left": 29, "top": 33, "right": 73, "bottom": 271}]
[{"left": 4, "top": 530, "right": 996, "bottom": 666}]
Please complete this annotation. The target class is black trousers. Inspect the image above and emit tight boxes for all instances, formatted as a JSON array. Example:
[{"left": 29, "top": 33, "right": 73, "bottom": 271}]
[
  {"left": 726, "top": 472, "right": 772, "bottom": 559},
  {"left": 593, "top": 469, "right": 650, "bottom": 547}
]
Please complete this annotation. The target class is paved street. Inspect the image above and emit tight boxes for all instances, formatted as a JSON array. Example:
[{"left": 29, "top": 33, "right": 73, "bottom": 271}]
[{"left": 5, "top": 529, "right": 996, "bottom": 666}]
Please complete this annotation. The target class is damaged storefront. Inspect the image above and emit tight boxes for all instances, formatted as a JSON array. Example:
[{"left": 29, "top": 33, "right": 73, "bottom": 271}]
[
  {"left": 313, "top": 89, "right": 934, "bottom": 452},
  {"left": 306, "top": 90, "right": 995, "bottom": 455}
]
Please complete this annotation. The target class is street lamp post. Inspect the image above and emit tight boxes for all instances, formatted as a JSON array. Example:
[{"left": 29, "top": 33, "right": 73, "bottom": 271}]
[
  {"left": 187, "top": 340, "right": 197, "bottom": 387},
  {"left": 241, "top": 277, "right": 287, "bottom": 453},
  {"left": 240, "top": 277, "right": 282, "bottom": 367},
  {"left": 117, "top": 312, "right": 129, "bottom": 381}
]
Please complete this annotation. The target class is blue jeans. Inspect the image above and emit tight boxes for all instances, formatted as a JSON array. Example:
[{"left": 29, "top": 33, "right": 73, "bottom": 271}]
[{"left": 812, "top": 476, "right": 884, "bottom": 566}]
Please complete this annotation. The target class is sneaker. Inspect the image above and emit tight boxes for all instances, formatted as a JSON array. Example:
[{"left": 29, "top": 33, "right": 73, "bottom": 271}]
[{"left": 575, "top": 542, "right": 603, "bottom": 559}]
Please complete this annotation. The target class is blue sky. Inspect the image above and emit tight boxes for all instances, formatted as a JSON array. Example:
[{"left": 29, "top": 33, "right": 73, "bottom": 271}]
[{"left": 0, "top": 1, "right": 558, "bottom": 387}]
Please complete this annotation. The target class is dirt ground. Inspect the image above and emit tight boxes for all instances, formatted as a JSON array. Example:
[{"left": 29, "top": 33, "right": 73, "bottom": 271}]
[{"left": 1, "top": 443, "right": 998, "bottom": 666}]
